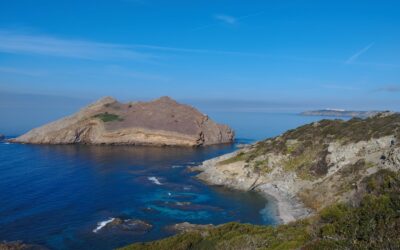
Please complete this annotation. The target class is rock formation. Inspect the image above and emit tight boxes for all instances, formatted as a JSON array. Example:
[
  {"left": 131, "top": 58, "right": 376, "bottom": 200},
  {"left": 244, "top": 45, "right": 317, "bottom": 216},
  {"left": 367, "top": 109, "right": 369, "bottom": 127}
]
[
  {"left": 0, "top": 241, "right": 47, "bottom": 250},
  {"left": 0, "top": 134, "right": 4, "bottom": 141},
  {"left": 96, "top": 218, "right": 152, "bottom": 234},
  {"left": 165, "top": 222, "right": 214, "bottom": 235},
  {"left": 11, "top": 96, "right": 234, "bottom": 147}
]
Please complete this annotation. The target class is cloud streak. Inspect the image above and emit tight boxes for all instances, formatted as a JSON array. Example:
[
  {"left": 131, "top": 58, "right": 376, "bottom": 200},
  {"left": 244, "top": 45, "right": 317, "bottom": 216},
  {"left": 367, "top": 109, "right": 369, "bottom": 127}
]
[
  {"left": 214, "top": 14, "right": 237, "bottom": 24},
  {"left": 376, "top": 85, "right": 400, "bottom": 92},
  {"left": 0, "top": 30, "right": 153, "bottom": 61},
  {"left": 345, "top": 43, "right": 374, "bottom": 64},
  {"left": 194, "top": 11, "right": 264, "bottom": 31},
  {"left": 0, "top": 66, "right": 46, "bottom": 76}
]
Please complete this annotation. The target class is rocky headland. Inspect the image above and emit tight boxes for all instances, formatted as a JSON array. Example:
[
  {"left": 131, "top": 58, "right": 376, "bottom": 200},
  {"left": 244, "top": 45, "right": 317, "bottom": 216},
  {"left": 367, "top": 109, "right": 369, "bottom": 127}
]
[
  {"left": 194, "top": 112, "right": 400, "bottom": 223},
  {"left": 123, "top": 112, "right": 400, "bottom": 249},
  {"left": 10, "top": 96, "right": 234, "bottom": 147}
]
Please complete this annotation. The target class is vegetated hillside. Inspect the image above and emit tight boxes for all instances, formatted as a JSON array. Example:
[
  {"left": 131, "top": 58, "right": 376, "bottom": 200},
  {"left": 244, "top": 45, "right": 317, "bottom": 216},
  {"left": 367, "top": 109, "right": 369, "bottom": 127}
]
[
  {"left": 196, "top": 113, "right": 400, "bottom": 213},
  {"left": 122, "top": 169, "right": 400, "bottom": 250},
  {"left": 121, "top": 113, "right": 400, "bottom": 249}
]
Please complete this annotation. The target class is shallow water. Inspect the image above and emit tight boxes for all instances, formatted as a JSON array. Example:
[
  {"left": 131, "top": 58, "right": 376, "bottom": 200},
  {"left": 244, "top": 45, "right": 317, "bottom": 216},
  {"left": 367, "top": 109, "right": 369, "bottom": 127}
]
[{"left": 0, "top": 113, "right": 335, "bottom": 249}]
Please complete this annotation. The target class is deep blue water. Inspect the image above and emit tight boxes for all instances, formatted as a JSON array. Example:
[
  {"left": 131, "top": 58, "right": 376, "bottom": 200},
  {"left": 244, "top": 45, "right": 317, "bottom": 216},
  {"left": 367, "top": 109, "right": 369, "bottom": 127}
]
[{"left": 0, "top": 113, "right": 335, "bottom": 249}]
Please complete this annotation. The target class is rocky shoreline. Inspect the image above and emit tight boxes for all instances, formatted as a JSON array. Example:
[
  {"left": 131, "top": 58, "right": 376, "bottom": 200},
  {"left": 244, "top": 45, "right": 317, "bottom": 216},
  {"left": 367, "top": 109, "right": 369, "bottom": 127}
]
[{"left": 192, "top": 151, "right": 311, "bottom": 224}]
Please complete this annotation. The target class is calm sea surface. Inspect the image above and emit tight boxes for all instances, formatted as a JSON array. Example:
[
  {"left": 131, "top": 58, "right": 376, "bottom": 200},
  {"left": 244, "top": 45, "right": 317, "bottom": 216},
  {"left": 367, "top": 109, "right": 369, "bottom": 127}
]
[{"left": 0, "top": 113, "right": 337, "bottom": 249}]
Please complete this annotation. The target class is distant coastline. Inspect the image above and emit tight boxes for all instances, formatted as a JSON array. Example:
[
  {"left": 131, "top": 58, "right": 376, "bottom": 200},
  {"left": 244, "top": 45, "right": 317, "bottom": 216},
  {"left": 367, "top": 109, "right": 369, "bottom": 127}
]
[{"left": 300, "top": 109, "right": 385, "bottom": 118}]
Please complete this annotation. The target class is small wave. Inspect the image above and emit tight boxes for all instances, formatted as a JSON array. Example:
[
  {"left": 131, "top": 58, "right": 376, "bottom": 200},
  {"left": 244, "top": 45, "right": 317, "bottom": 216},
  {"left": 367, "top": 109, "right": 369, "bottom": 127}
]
[
  {"left": 93, "top": 218, "right": 115, "bottom": 233},
  {"left": 148, "top": 176, "right": 162, "bottom": 185},
  {"left": 171, "top": 165, "right": 184, "bottom": 169},
  {"left": 3, "top": 142, "right": 10, "bottom": 145}
]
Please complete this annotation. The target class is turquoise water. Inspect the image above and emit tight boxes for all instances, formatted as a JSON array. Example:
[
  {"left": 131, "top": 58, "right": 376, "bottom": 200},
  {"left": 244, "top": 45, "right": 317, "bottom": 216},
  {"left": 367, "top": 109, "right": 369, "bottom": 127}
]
[{"left": 0, "top": 113, "right": 333, "bottom": 249}]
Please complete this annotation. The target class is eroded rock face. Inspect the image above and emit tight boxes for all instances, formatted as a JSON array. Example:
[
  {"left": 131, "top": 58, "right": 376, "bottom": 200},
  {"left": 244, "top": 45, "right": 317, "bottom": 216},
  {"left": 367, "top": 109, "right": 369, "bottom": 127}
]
[{"left": 11, "top": 96, "right": 234, "bottom": 146}]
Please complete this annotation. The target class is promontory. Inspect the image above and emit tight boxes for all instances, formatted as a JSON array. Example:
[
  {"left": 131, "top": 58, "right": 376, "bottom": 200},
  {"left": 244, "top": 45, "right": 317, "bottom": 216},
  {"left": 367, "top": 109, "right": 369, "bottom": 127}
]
[{"left": 11, "top": 96, "right": 234, "bottom": 146}]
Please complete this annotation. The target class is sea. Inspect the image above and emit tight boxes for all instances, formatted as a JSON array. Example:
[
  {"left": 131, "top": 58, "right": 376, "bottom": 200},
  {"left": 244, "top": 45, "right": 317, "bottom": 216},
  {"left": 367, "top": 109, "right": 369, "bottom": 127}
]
[{"left": 0, "top": 112, "right": 338, "bottom": 249}]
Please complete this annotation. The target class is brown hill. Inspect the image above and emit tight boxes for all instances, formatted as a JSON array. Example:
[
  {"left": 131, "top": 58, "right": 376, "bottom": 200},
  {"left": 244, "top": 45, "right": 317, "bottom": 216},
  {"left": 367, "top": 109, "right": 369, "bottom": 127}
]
[{"left": 12, "top": 96, "right": 234, "bottom": 146}]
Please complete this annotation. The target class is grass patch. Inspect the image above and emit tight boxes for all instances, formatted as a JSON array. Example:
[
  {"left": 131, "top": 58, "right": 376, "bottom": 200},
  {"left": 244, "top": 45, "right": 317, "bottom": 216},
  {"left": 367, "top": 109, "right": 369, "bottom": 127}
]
[
  {"left": 218, "top": 152, "right": 248, "bottom": 165},
  {"left": 93, "top": 112, "right": 123, "bottom": 122}
]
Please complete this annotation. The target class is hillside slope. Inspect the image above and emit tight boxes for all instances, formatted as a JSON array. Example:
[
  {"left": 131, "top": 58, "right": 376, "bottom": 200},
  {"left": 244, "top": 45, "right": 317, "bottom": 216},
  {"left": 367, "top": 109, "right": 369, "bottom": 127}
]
[{"left": 122, "top": 112, "right": 400, "bottom": 250}]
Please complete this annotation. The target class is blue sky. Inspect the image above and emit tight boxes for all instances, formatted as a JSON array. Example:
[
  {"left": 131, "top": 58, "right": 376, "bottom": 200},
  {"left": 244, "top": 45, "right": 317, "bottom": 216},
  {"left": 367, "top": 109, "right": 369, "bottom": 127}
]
[{"left": 0, "top": 0, "right": 400, "bottom": 133}]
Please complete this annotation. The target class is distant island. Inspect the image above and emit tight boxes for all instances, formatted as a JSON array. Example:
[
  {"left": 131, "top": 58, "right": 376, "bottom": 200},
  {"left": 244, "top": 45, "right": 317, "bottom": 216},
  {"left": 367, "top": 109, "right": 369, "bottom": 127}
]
[
  {"left": 10, "top": 96, "right": 234, "bottom": 147},
  {"left": 301, "top": 109, "right": 385, "bottom": 118}
]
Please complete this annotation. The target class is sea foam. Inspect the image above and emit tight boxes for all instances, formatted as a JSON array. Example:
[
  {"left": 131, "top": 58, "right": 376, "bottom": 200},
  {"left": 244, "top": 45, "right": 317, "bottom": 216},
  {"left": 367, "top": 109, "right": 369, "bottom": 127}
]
[
  {"left": 148, "top": 176, "right": 162, "bottom": 185},
  {"left": 93, "top": 218, "right": 115, "bottom": 233}
]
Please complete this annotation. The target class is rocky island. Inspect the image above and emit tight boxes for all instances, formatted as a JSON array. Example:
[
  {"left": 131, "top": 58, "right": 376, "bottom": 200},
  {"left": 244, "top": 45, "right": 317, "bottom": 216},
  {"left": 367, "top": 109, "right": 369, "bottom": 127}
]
[
  {"left": 123, "top": 112, "right": 400, "bottom": 249},
  {"left": 0, "top": 134, "right": 4, "bottom": 141},
  {"left": 10, "top": 96, "right": 234, "bottom": 147},
  {"left": 301, "top": 109, "right": 383, "bottom": 118}
]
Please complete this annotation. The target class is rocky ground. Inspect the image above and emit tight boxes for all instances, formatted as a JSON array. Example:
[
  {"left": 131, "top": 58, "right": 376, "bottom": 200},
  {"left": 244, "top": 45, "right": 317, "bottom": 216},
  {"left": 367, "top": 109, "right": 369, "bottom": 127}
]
[{"left": 10, "top": 96, "right": 234, "bottom": 147}]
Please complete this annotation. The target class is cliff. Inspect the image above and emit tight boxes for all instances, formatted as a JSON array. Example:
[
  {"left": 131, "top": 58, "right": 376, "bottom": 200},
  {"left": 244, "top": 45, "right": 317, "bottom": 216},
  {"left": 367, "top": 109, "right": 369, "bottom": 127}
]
[
  {"left": 11, "top": 96, "right": 234, "bottom": 147},
  {"left": 122, "top": 112, "right": 400, "bottom": 249}
]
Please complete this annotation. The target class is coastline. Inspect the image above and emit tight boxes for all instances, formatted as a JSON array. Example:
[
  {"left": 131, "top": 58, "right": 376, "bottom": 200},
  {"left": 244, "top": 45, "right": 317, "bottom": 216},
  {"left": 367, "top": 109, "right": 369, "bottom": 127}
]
[
  {"left": 192, "top": 152, "right": 311, "bottom": 225},
  {"left": 255, "top": 184, "right": 311, "bottom": 224}
]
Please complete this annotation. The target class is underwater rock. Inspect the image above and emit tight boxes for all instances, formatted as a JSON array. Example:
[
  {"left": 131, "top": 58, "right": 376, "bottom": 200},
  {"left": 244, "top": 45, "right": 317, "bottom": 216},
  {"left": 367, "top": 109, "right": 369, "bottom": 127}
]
[{"left": 93, "top": 218, "right": 152, "bottom": 234}]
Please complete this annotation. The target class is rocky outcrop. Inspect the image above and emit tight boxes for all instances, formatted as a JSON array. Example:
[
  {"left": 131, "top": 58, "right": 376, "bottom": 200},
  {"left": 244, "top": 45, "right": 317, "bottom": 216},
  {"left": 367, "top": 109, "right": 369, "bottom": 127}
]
[
  {"left": 11, "top": 96, "right": 234, "bottom": 147},
  {"left": 0, "top": 134, "right": 5, "bottom": 140},
  {"left": 193, "top": 113, "right": 400, "bottom": 223},
  {"left": 0, "top": 241, "right": 47, "bottom": 250},
  {"left": 165, "top": 222, "right": 214, "bottom": 235},
  {"left": 94, "top": 218, "right": 152, "bottom": 234}
]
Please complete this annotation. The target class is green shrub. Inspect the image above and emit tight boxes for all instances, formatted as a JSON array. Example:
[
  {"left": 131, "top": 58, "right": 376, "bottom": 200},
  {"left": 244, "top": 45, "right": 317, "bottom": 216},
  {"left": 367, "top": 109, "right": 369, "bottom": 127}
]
[{"left": 93, "top": 112, "right": 123, "bottom": 122}]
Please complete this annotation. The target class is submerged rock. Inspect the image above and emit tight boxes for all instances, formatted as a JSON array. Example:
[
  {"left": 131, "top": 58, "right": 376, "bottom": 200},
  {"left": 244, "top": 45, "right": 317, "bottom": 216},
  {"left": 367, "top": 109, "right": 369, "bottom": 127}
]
[
  {"left": 165, "top": 222, "right": 214, "bottom": 235},
  {"left": 0, "top": 241, "right": 48, "bottom": 250},
  {"left": 94, "top": 218, "right": 152, "bottom": 234},
  {"left": 11, "top": 96, "right": 234, "bottom": 146}
]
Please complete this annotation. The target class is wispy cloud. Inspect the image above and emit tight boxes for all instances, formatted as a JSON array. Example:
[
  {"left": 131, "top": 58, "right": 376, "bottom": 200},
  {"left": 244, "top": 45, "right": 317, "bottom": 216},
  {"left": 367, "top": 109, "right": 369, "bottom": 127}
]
[
  {"left": 0, "top": 30, "right": 153, "bottom": 61},
  {"left": 345, "top": 43, "right": 374, "bottom": 64},
  {"left": 376, "top": 85, "right": 400, "bottom": 92},
  {"left": 214, "top": 14, "right": 237, "bottom": 25},
  {"left": 0, "top": 66, "right": 46, "bottom": 76},
  {"left": 322, "top": 84, "right": 361, "bottom": 91},
  {"left": 194, "top": 11, "right": 264, "bottom": 31}
]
